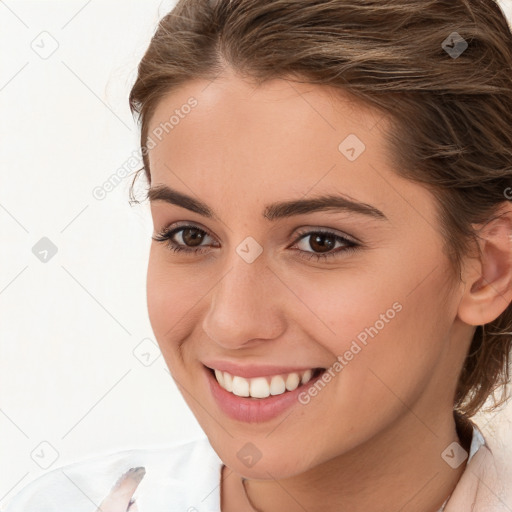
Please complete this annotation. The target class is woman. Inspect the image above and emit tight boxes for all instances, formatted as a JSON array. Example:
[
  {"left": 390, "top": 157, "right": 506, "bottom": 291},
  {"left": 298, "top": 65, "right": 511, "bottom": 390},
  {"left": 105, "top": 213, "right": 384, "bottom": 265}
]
[{"left": 5, "top": 0, "right": 512, "bottom": 511}]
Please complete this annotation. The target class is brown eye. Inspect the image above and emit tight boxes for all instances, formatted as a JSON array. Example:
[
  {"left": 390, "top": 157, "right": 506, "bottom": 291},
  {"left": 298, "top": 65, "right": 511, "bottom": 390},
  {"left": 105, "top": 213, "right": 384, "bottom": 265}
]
[
  {"left": 152, "top": 224, "right": 360, "bottom": 261},
  {"left": 152, "top": 224, "right": 214, "bottom": 254},
  {"left": 181, "top": 227, "right": 206, "bottom": 247},
  {"left": 308, "top": 233, "right": 336, "bottom": 253},
  {"left": 292, "top": 229, "right": 359, "bottom": 262}
]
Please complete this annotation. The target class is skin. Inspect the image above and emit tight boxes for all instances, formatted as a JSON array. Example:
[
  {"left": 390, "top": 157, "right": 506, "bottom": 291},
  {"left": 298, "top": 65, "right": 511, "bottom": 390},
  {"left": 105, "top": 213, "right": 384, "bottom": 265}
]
[{"left": 140, "top": 68, "right": 512, "bottom": 512}]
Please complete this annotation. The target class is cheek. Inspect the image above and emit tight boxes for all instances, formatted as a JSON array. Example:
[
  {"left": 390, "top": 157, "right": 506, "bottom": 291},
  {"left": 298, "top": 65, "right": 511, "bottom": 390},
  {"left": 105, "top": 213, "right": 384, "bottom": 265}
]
[
  {"left": 146, "top": 248, "right": 202, "bottom": 347},
  {"left": 296, "top": 252, "right": 450, "bottom": 386},
  {"left": 281, "top": 264, "right": 402, "bottom": 355},
  {"left": 322, "top": 268, "right": 453, "bottom": 425}
]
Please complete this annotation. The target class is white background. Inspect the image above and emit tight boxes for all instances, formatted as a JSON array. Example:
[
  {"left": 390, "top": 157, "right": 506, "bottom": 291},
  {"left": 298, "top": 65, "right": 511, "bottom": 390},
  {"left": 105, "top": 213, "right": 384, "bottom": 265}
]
[{"left": 1, "top": 0, "right": 512, "bottom": 508}]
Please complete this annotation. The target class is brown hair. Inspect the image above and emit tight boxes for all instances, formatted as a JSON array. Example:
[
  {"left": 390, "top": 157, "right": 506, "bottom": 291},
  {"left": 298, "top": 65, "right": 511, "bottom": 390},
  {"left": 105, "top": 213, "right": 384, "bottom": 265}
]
[{"left": 129, "top": 0, "right": 512, "bottom": 418}]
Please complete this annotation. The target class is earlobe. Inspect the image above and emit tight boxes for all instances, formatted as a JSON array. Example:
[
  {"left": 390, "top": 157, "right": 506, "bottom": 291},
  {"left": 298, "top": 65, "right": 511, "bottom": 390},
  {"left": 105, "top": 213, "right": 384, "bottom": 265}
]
[{"left": 457, "top": 203, "right": 512, "bottom": 327}]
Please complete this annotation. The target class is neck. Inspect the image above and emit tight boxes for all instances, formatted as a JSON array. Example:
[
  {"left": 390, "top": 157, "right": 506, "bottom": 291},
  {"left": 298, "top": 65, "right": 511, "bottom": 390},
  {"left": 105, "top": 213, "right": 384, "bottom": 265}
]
[{"left": 227, "top": 409, "right": 471, "bottom": 512}]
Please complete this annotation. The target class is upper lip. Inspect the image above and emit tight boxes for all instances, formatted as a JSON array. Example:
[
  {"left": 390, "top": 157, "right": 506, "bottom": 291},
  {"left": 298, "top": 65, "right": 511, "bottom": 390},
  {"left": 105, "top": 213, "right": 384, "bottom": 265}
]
[{"left": 203, "top": 360, "right": 324, "bottom": 379}]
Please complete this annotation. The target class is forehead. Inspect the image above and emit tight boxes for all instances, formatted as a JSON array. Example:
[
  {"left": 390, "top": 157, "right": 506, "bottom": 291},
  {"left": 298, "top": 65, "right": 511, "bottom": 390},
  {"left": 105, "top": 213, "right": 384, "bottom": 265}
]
[
  {"left": 148, "top": 75, "right": 387, "bottom": 185},
  {"left": 144, "top": 74, "right": 436, "bottom": 231},
  {"left": 146, "top": 74, "right": 385, "bottom": 157}
]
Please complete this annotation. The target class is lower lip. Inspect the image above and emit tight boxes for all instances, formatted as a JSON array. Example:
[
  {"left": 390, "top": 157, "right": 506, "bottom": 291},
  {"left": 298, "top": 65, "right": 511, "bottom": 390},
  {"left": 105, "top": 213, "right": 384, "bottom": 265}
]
[{"left": 204, "top": 365, "right": 325, "bottom": 423}]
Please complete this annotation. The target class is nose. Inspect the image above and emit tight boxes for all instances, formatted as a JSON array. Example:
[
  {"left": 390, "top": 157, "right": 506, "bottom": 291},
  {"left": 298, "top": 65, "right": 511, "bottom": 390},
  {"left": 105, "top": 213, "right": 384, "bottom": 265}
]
[{"left": 202, "top": 254, "right": 286, "bottom": 350}]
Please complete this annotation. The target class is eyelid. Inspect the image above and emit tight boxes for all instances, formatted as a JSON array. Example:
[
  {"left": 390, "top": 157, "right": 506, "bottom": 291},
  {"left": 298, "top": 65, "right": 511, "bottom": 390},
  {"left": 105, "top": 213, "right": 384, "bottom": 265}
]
[
  {"left": 155, "top": 222, "right": 360, "bottom": 245},
  {"left": 153, "top": 222, "right": 361, "bottom": 263},
  {"left": 291, "top": 226, "right": 360, "bottom": 246},
  {"left": 153, "top": 223, "right": 216, "bottom": 246},
  {"left": 154, "top": 220, "right": 215, "bottom": 239}
]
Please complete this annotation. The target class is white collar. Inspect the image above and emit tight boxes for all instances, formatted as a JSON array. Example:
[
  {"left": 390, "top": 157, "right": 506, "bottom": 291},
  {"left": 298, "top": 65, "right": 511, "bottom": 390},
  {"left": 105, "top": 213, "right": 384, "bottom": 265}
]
[{"left": 437, "top": 420, "right": 486, "bottom": 512}]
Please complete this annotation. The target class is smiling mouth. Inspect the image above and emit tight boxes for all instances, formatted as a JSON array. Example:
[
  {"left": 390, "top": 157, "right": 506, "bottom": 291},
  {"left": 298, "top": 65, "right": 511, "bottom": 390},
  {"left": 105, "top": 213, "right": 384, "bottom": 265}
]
[{"left": 205, "top": 366, "right": 326, "bottom": 399}]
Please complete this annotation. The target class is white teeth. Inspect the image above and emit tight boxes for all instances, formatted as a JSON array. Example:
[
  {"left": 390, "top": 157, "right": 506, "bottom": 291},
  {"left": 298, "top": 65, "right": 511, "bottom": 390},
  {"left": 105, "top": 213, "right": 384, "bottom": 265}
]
[
  {"left": 285, "top": 373, "right": 300, "bottom": 391},
  {"left": 250, "top": 377, "right": 271, "bottom": 398},
  {"left": 232, "top": 376, "right": 250, "bottom": 397},
  {"left": 269, "top": 375, "right": 286, "bottom": 395},
  {"left": 214, "top": 369, "right": 224, "bottom": 387},
  {"left": 213, "top": 368, "right": 319, "bottom": 398},
  {"left": 301, "top": 369, "right": 313, "bottom": 385},
  {"left": 223, "top": 372, "right": 233, "bottom": 392}
]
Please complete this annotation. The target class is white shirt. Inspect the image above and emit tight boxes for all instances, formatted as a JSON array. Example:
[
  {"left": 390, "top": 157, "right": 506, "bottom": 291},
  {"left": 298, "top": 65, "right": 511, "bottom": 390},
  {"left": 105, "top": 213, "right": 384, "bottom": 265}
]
[{"left": 2, "top": 422, "right": 507, "bottom": 512}]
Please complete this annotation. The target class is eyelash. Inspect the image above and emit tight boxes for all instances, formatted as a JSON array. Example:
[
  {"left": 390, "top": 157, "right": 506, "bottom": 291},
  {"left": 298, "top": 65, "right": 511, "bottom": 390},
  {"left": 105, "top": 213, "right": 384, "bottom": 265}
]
[{"left": 152, "top": 224, "right": 360, "bottom": 262}]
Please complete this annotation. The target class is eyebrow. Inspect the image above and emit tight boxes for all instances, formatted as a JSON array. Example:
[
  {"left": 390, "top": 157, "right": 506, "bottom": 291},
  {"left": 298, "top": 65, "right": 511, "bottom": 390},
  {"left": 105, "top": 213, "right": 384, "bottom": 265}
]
[{"left": 146, "top": 184, "right": 388, "bottom": 221}]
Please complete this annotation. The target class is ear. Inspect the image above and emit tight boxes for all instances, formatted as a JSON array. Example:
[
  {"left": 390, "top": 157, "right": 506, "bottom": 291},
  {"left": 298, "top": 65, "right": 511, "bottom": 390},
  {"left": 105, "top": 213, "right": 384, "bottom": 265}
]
[{"left": 457, "top": 202, "right": 512, "bottom": 326}]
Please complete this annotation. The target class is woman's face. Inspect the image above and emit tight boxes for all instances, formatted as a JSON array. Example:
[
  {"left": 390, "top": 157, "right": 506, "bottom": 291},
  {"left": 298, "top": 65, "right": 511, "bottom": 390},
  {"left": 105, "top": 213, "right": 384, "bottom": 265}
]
[{"left": 145, "top": 72, "right": 472, "bottom": 478}]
